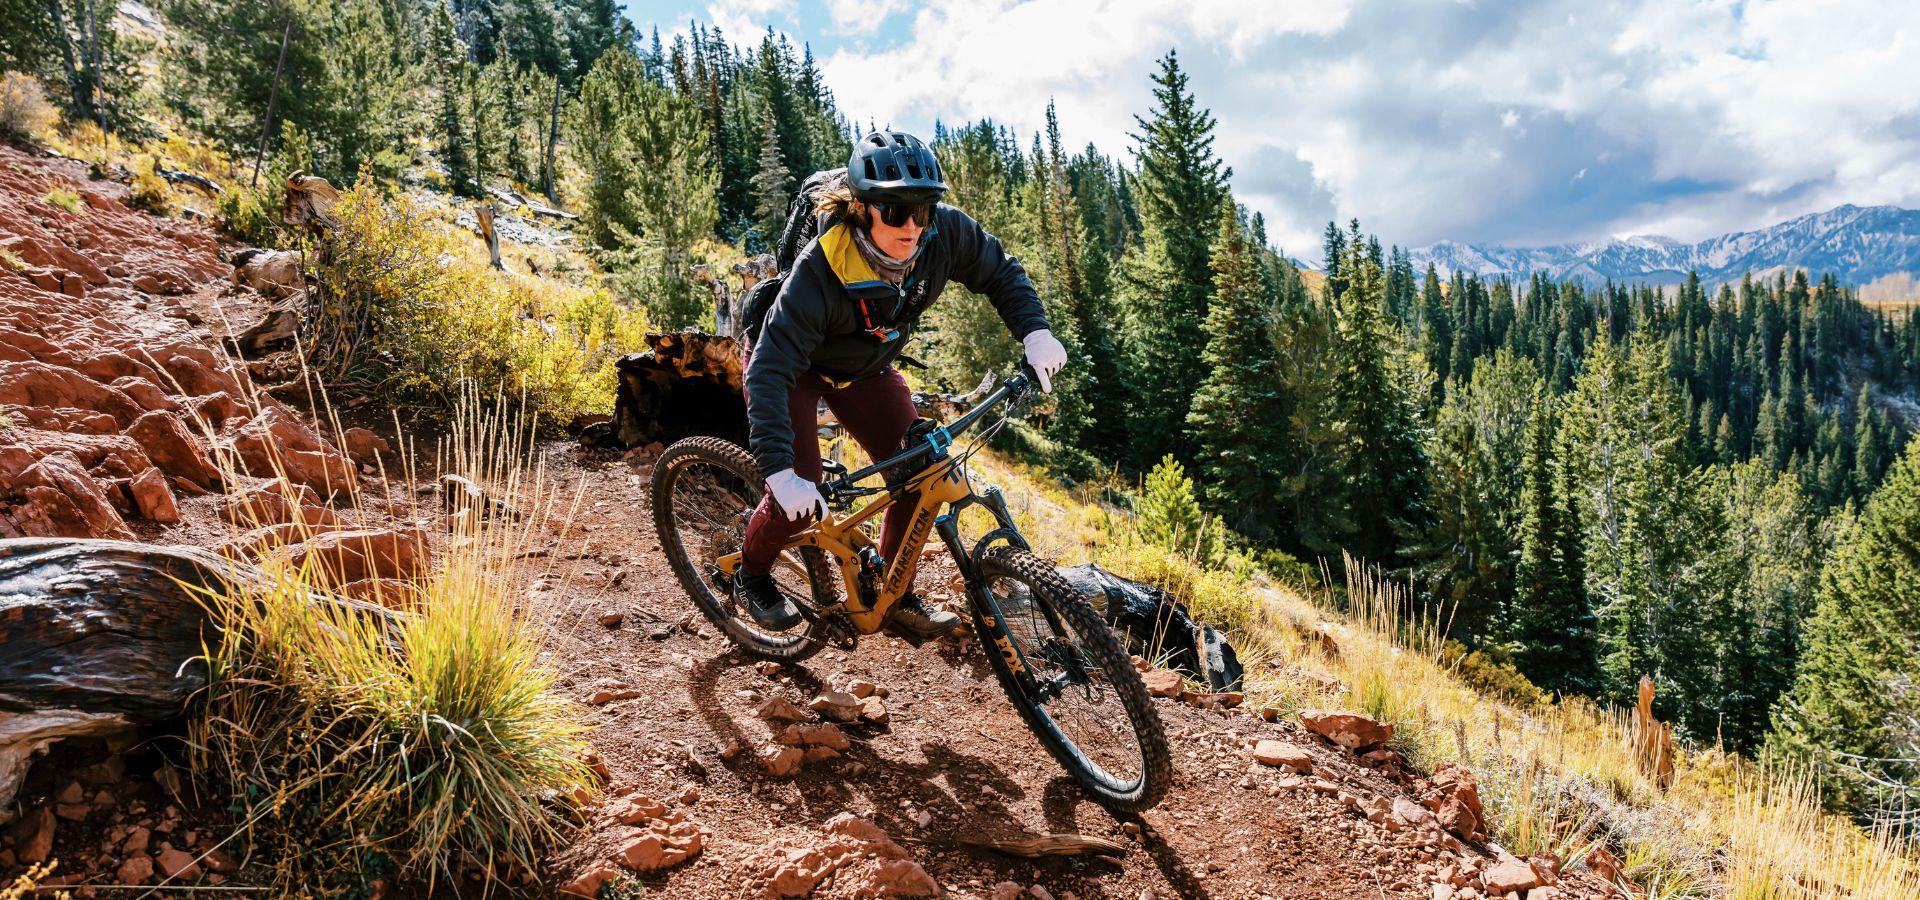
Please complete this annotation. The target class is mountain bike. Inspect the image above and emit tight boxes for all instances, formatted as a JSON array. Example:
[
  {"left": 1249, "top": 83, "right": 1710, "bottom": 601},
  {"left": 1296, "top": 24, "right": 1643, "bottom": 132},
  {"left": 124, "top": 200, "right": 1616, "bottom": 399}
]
[{"left": 649, "top": 369, "right": 1170, "bottom": 812}]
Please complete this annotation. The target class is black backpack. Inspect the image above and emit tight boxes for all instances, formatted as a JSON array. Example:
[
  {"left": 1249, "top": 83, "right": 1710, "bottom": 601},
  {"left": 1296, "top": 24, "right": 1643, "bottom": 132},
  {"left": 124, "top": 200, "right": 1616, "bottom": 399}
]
[{"left": 741, "top": 168, "right": 843, "bottom": 350}]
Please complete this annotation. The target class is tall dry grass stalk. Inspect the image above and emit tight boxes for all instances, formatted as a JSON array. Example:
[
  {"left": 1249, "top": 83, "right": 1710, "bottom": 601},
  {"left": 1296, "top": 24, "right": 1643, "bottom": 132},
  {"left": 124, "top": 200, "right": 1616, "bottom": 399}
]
[{"left": 184, "top": 385, "right": 595, "bottom": 896}]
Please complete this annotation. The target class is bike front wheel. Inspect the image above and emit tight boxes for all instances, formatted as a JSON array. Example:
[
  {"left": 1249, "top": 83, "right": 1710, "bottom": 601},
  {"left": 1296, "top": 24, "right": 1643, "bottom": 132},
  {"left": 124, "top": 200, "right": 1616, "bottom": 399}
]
[
  {"left": 971, "top": 545, "right": 1171, "bottom": 812},
  {"left": 649, "top": 436, "right": 835, "bottom": 662}
]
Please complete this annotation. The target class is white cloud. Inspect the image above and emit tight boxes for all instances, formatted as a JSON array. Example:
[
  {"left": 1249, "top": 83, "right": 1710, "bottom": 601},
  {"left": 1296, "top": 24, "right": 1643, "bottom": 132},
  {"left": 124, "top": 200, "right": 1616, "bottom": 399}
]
[
  {"left": 826, "top": 0, "right": 912, "bottom": 36},
  {"left": 704, "top": 0, "right": 791, "bottom": 43},
  {"left": 814, "top": 0, "right": 1920, "bottom": 257}
]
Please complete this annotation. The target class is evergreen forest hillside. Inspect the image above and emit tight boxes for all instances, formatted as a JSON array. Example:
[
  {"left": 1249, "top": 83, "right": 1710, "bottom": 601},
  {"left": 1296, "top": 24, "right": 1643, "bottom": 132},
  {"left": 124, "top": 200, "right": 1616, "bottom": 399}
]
[{"left": 5, "top": 0, "right": 1920, "bottom": 866}]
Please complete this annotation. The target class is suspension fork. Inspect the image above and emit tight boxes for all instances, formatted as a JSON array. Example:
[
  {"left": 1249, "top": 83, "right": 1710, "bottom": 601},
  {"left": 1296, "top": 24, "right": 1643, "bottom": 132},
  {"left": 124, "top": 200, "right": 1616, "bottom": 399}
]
[{"left": 937, "top": 510, "right": 1046, "bottom": 698}]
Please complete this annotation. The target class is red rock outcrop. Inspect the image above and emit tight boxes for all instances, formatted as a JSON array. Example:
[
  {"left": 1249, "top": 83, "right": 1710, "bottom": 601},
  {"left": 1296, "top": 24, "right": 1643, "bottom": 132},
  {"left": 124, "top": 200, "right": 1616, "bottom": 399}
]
[
  {"left": 221, "top": 406, "right": 355, "bottom": 496},
  {"left": 0, "top": 142, "right": 368, "bottom": 544},
  {"left": 284, "top": 527, "right": 431, "bottom": 584}
]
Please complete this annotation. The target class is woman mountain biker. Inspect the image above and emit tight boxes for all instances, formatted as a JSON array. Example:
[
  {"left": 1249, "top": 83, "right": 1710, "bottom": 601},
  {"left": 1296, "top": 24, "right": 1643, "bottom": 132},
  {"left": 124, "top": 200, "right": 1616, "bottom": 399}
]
[{"left": 737, "top": 129, "right": 1069, "bottom": 642}]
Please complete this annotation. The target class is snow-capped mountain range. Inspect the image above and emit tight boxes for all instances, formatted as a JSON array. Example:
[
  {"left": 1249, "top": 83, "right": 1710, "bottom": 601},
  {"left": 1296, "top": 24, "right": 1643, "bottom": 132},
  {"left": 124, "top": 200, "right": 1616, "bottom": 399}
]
[{"left": 1407, "top": 205, "right": 1920, "bottom": 288}]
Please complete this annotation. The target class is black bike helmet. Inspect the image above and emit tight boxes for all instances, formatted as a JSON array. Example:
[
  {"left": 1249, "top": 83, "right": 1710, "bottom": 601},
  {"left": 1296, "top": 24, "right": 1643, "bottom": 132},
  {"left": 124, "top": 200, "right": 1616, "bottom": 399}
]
[{"left": 847, "top": 131, "right": 947, "bottom": 205}]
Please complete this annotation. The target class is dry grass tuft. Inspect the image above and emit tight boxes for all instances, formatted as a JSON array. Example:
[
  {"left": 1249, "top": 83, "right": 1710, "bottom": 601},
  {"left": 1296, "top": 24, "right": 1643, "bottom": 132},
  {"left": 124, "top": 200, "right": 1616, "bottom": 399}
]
[{"left": 184, "top": 385, "right": 596, "bottom": 895}]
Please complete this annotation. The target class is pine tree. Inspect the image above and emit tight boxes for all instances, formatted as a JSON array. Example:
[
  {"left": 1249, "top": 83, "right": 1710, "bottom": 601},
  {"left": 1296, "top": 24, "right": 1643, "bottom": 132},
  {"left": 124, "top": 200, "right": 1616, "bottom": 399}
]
[
  {"left": 1710, "top": 462, "right": 1821, "bottom": 751},
  {"left": 563, "top": 42, "right": 643, "bottom": 248},
  {"left": 1331, "top": 220, "right": 1431, "bottom": 566},
  {"left": 749, "top": 108, "right": 788, "bottom": 251},
  {"left": 1561, "top": 328, "right": 1728, "bottom": 734},
  {"left": 309, "top": 0, "right": 412, "bottom": 178},
  {"left": 1768, "top": 439, "right": 1920, "bottom": 810},
  {"left": 1138, "top": 454, "right": 1223, "bottom": 564},
  {"left": 466, "top": 60, "right": 501, "bottom": 187},
  {"left": 1118, "top": 50, "right": 1229, "bottom": 466},
  {"left": 1187, "top": 203, "right": 1283, "bottom": 538},
  {"left": 1418, "top": 350, "right": 1537, "bottom": 641},
  {"left": 1852, "top": 384, "right": 1888, "bottom": 499},
  {"left": 429, "top": 2, "right": 476, "bottom": 195},
  {"left": 1510, "top": 387, "right": 1600, "bottom": 695},
  {"left": 615, "top": 66, "right": 720, "bottom": 327},
  {"left": 1419, "top": 263, "right": 1451, "bottom": 386}
]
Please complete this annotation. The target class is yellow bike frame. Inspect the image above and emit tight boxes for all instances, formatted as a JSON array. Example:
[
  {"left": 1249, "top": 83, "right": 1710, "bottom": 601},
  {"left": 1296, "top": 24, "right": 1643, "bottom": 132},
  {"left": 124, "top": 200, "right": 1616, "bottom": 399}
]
[{"left": 712, "top": 452, "right": 973, "bottom": 635}]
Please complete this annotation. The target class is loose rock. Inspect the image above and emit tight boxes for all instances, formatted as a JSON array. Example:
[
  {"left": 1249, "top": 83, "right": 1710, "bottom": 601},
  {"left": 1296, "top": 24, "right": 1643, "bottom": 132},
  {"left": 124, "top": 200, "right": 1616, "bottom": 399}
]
[
  {"left": 808, "top": 691, "right": 862, "bottom": 723},
  {"left": 1141, "top": 668, "right": 1184, "bottom": 699},
  {"left": 1299, "top": 709, "right": 1394, "bottom": 751},
  {"left": 1252, "top": 740, "right": 1312, "bottom": 773}
]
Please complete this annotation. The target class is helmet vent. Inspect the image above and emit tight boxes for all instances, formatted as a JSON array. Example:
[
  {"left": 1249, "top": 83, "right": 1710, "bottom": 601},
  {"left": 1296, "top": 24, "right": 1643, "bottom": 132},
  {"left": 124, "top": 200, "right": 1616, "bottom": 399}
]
[
  {"left": 905, "top": 162, "right": 921, "bottom": 178},
  {"left": 886, "top": 164, "right": 900, "bottom": 179},
  {"left": 864, "top": 159, "right": 879, "bottom": 179}
]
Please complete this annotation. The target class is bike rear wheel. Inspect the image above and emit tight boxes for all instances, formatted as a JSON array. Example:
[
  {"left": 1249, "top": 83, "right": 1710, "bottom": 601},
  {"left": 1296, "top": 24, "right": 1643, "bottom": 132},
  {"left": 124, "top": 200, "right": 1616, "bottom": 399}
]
[
  {"left": 650, "top": 436, "right": 835, "bottom": 662},
  {"left": 971, "top": 545, "right": 1170, "bottom": 812}
]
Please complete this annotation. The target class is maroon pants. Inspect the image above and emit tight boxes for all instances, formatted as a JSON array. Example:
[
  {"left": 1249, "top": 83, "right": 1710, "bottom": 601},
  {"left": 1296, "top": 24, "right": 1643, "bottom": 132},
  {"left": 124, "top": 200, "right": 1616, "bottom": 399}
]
[{"left": 741, "top": 368, "right": 919, "bottom": 577}]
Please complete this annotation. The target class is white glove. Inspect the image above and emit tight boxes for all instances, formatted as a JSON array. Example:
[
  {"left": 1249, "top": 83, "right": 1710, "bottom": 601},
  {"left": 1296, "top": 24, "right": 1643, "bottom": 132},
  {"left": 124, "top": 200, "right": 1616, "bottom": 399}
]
[
  {"left": 1023, "top": 329, "right": 1068, "bottom": 393},
  {"left": 766, "top": 468, "right": 827, "bottom": 522}
]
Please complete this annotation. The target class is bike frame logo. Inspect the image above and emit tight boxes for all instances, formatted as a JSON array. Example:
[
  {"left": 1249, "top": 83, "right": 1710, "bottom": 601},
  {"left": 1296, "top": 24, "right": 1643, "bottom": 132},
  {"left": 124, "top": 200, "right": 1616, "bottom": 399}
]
[
  {"left": 994, "top": 633, "right": 1026, "bottom": 675},
  {"left": 886, "top": 505, "right": 938, "bottom": 595}
]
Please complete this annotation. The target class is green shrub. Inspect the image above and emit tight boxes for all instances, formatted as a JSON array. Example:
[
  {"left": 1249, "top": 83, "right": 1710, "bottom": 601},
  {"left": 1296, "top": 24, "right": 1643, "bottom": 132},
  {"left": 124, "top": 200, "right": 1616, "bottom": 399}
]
[
  {"left": 1441, "top": 639, "right": 1551, "bottom": 710},
  {"left": 1137, "top": 454, "right": 1225, "bottom": 566},
  {"left": 215, "top": 180, "right": 281, "bottom": 247},
  {"left": 42, "top": 187, "right": 82, "bottom": 214}
]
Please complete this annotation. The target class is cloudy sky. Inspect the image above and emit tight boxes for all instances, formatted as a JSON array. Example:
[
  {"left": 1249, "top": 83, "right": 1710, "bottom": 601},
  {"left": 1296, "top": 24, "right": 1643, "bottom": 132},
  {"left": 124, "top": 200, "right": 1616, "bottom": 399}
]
[{"left": 618, "top": 0, "right": 1920, "bottom": 263}]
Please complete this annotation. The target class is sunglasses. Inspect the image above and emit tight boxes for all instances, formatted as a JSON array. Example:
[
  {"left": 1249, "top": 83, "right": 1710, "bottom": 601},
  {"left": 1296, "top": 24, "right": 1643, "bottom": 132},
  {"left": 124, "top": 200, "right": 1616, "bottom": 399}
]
[{"left": 868, "top": 201, "right": 934, "bottom": 228}]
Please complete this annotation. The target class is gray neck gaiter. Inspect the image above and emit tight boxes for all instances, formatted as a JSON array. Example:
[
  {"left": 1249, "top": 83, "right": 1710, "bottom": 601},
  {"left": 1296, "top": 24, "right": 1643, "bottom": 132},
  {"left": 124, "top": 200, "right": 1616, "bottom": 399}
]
[{"left": 849, "top": 222, "right": 922, "bottom": 286}]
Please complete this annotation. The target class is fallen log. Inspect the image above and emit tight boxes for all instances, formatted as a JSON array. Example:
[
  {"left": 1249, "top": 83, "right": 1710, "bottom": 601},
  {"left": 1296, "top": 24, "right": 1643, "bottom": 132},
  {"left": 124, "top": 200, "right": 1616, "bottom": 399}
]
[
  {"left": 154, "top": 164, "right": 223, "bottom": 196},
  {"left": 0, "top": 538, "right": 392, "bottom": 817},
  {"left": 1058, "top": 563, "right": 1244, "bottom": 693},
  {"left": 486, "top": 186, "right": 577, "bottom": 221}
]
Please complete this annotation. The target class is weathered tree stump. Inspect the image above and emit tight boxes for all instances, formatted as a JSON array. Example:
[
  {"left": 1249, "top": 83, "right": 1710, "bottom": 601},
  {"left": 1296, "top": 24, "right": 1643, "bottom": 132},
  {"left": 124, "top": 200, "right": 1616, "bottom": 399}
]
[
  {"left": 282, "top": 171, "right": 340, "bottom": 230},
  {"left": 611, "top": 332, "right": 751, "bottom": 451}
]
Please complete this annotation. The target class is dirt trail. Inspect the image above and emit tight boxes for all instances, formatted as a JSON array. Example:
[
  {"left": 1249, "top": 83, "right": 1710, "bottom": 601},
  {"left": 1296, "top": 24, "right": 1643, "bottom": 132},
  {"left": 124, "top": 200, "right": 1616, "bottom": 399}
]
[{"left": 531, "top": 443, "right": 1612, "bottom": 900}]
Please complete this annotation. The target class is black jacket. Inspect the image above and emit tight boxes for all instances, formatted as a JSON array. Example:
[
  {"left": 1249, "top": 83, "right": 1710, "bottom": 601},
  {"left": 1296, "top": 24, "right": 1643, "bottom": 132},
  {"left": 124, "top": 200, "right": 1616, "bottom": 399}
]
[{"left": 744, "top": 205, "right": 1050, "bottom": 478}]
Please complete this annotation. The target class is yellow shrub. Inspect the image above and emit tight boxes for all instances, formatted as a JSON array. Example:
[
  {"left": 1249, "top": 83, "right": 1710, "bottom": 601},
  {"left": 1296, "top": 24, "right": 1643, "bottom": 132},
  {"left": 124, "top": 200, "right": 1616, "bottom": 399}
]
[
  {"left": 311, "top": 175, "right": 647, "bottom": 427},
  {"left": 126, "top": 157, "right": 172, "bottom": 214},
  {"left": 0, "top": 71, "right": 56, "bottom": 141}
]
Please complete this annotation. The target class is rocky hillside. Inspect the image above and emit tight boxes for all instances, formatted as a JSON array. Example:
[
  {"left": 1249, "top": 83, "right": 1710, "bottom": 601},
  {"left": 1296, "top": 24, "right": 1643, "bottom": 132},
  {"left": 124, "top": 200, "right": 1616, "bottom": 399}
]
[
  {"left": 1409, "top": 204, "right": 1920, "bottom": 287},
  {"left": 0, "top": 141, "right": 1634, "bottom": 899}
]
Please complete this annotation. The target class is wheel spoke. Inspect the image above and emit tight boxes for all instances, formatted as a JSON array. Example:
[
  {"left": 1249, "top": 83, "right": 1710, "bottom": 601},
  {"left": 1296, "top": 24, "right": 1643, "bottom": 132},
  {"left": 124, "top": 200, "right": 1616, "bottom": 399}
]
[
  {"left": 655, "top": 443, "right": 834, "bottom": 663},
  {"left": 985, "top": 570, "right": 1147, "bottom": 787}
]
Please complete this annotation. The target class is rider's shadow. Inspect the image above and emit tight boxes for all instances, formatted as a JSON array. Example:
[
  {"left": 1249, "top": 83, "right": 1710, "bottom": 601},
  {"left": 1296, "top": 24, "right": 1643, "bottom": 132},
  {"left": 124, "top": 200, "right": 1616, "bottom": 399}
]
[{"left": 1042, "top": 779, "right": 1212, "bottom": 900}]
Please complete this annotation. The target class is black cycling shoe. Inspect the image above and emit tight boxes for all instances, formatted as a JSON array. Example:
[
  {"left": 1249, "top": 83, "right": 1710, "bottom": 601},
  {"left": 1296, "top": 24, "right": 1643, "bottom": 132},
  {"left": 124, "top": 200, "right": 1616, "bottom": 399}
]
[
  {"left": 736, "top": 572, "right": 801, "bottom": 630},
  {"left": 885, "top": 592, "right": 963, "bottom": 645}
]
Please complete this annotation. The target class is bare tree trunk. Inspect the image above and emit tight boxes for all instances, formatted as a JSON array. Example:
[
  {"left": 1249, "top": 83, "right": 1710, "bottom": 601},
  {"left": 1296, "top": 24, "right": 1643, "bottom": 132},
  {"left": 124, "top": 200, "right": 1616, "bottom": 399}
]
[
  {"left": 252, "top": 19, "right": 293, "bottom": 189},
  {"left": 83, "top": 0, "right": 103, "bottom": 130},
  {"left": 41, "top": 0, "right": 89, "bottom": 123},
  {"left": 477, "top": 203, "right": 503, "bottom": 270},
  {"left": 543, "top": 78, "right": 560, "bottom": 205}
]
